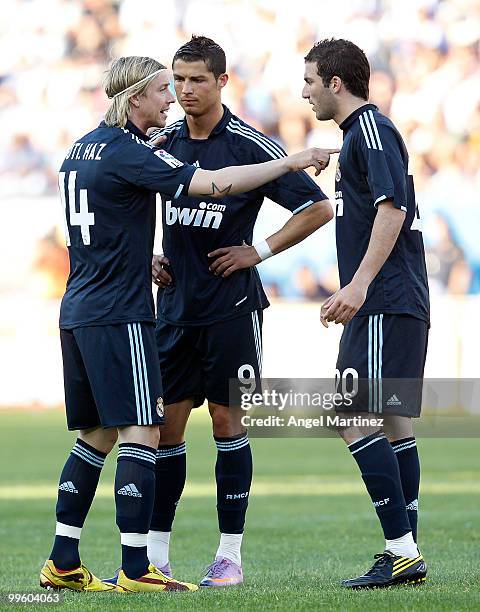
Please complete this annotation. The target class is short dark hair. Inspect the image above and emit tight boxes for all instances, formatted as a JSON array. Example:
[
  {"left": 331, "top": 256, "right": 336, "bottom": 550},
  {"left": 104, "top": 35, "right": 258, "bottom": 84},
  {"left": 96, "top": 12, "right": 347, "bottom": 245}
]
[
  {"left": 305, "top": 38, "right": 370, "bottom": 100},
  {"left": 173, "top": 35, "right": 226, "bottom": 79}
]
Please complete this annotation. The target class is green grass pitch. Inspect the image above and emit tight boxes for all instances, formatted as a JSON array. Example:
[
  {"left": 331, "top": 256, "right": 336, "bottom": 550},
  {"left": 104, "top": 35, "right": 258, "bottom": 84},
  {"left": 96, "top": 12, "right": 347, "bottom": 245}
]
[{"left": 0, "top": 409, "right": 479, "bottom": 611}]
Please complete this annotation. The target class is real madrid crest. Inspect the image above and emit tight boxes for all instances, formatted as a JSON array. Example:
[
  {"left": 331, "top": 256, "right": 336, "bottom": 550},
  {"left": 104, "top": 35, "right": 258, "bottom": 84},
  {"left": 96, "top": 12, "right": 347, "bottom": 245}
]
[
  {"left": 335, "top": 161, "right": 341, "bottom": 182},
  {"left": 156, "top": 397, "right": 164, "bottom": 418}
]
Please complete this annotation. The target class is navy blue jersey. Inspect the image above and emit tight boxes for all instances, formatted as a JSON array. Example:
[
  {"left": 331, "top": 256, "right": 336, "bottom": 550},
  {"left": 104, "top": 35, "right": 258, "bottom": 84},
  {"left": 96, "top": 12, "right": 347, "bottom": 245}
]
[
  {"left": 59, "top": 120, "right": 196, "bottom": 329},
  {"left": 335, "top": 104, "right": 429, "bottom": 322},
  {"left": 150, "top": 106, "right": 327, "bottom": 326}
]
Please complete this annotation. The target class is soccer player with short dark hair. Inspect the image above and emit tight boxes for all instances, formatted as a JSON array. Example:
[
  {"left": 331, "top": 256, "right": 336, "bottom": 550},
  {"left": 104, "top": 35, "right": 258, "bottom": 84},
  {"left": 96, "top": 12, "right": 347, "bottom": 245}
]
[
  {"left": 303, "top": 38, "right": 430, "bottom": 588},
  {"left": 146, "top": 35, "right": 334, "bottom": 587},
  {"left": 40, "top": 54, "right": 336, "bottom": 594}
]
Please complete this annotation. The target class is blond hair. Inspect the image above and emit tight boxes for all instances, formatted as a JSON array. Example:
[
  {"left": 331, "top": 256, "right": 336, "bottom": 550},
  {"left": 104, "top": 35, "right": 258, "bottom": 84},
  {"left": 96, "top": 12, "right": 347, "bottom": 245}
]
[{"left": 104, "top": 56, "right": 167, "bottom": 127}]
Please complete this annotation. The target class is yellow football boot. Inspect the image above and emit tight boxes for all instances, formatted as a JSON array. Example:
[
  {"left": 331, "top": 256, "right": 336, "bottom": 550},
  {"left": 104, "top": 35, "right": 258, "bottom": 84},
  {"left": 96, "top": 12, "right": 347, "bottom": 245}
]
[
  {"left": 116, "top": 563, "right": 198, "bottom": 592},
  {"left": 40, "top": 559, "right": 123, "bottom": 592}
]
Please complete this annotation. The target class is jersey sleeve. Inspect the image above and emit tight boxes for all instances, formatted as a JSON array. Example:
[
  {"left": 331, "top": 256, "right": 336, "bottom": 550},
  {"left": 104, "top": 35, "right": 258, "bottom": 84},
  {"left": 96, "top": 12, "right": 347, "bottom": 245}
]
[
  {"left": 356, "top": 115, "right": 407, "bottom": 211},
  {"left": 137, "top": 147, "right": 196, "bottom": 198},
  {"left": 247, "top": 136, "right": 327, "bottom": 214},
  {"left": 117, "top": 136, "right": 196, "bottom": 198}
]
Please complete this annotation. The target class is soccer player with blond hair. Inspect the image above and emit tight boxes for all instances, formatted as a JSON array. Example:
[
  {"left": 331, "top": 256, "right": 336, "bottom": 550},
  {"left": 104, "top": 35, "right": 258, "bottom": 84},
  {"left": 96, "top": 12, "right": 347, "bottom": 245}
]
[{"left": 40, "top": 54, "right": 337, "bottom": 593}]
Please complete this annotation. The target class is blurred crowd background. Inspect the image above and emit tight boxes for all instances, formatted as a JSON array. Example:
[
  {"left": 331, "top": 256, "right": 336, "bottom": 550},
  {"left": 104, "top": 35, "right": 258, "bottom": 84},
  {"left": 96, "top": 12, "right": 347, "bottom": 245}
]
[
  {"left": 2, "top": 0, "right": 479, "bottom": 302},
  {"left": 0, "top": 0, "right": 480, "bottom": 406}
]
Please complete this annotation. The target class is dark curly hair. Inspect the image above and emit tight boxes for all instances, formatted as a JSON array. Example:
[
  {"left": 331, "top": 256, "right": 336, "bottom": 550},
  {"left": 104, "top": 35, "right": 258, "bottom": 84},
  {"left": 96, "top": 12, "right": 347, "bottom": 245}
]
[{"left": 305, "top": 38, "right": 370, "bottom": 100}]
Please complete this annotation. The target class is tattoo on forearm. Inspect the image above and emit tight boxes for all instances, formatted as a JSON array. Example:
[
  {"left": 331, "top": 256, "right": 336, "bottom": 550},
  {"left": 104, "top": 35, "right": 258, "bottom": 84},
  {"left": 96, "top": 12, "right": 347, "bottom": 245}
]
[{"left": 201, "top": 182, "right": 232, "bottom": 197}]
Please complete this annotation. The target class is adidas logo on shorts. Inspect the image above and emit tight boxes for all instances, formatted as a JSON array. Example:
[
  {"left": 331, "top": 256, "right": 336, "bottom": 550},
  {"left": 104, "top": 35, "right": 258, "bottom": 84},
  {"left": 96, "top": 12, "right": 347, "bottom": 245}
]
[
  {"left": 386, "top": 394, "right": 402, "bottom": 406},
  {"left": 117, "top": 483, "right": 142, "bottom": 497},
  {"left": 59, "top": 481, "right": 78, "bottom": 494}
]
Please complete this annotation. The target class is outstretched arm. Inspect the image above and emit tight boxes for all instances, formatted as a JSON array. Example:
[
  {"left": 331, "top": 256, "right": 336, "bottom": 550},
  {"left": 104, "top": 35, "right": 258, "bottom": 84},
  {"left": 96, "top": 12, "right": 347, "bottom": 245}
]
[{"left": 188, "top": 148, "right": 339, "bottom": 198}]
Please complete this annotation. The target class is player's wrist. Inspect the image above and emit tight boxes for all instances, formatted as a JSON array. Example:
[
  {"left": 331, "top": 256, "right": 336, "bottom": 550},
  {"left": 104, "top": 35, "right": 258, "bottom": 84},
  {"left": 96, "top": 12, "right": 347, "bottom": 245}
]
[
  {"left": 351, "top": 272, "right": 371, "bottom": 292},
  {"left": 254, "top": 240, "right": 273, "bottom": 262},
  {"left": 283, "top": 155, "right": 297, "bottom": 172}
]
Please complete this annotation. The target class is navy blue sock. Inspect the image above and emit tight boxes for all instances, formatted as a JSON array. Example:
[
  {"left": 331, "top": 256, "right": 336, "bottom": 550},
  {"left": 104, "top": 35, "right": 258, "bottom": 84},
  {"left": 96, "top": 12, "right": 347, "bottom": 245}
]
[
  {"left": 115, "top": 443, "right": 156, "bottom": 579},
  {"left": 391, "top": 437, "right": 420, "bottom": 542},
  {"left": 215, "top": 434, "right": 252, "bottom": 534},
  {"left": 348, "top": 433, "right": 411, "bottom": 540},
  {"left": 50, "top": 439, "right": 106, "bottom": 570},
  {"left": 150, "top": 442, "right": 187, "bottom": 531}
]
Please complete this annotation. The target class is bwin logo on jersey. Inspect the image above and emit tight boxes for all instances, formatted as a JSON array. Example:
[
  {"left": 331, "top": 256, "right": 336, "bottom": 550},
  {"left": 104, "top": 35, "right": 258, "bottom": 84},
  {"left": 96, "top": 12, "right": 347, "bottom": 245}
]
[{"left": 165, "top": 200, "right": 225, "bottom": 229}]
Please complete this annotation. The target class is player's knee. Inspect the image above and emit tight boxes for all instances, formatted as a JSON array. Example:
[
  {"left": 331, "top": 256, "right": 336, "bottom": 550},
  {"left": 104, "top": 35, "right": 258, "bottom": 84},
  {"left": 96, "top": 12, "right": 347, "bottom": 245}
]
[
  {"left": 102, "top": 428, "right": 119, "bottom": 453},
  {"left": 159, "top": 422, "right": 184, "bottom": 445},
  {"left": 142, "top": 425, "right": 161, "bottom": 448},
  {"left": 118, "top": 424, "right": 160, "bottom": 449},
  {"left": 337, "top": 426, "right": 357, "bottom": 445},
  {"left": 160, "top": 414, "right": 185, "bottom": 446},
  {"left": 210, "top": 404, "right": 245, "bottom": 438},
  {"left": 383, "top": 415, "right": 413, "bottom": 441},
  {"left": 158, "top": 402, "right": 191, "bottom": 445},
  {"left": 79, "top": 426, "right": 118, "bottom": 454}
]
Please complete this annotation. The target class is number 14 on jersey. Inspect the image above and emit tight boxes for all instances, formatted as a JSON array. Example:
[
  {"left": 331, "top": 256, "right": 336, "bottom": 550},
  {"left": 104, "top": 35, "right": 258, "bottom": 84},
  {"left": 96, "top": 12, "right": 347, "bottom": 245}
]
[{"left": 58, "top": 171, "right": 95, "bottom": 246}]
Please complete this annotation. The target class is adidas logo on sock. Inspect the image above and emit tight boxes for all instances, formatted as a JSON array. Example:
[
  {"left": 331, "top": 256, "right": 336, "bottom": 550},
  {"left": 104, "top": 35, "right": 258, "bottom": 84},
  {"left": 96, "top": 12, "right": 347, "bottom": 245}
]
[
  {"left": 117, "top": 483, "right": 142, "bottom": 497},
  {"left": 59, "top": 481, "right": 78, "bottom": 494},
  {"left": 406, "top": 498, "right": 419, "bottom": 511},
  {"left": 387, "top": 394, "right": 402, "bottom": 406}
]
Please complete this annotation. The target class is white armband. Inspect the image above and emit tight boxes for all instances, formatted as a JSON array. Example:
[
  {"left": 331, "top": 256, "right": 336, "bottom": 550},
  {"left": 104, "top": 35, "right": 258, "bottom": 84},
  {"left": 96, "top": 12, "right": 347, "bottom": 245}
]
[{"left": 254, "top": 239, "right": 273, "bottom": 261}]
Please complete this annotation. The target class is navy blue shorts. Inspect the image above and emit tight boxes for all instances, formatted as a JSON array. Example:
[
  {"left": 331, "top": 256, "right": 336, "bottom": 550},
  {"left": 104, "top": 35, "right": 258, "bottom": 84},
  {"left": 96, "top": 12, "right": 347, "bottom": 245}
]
[
  {"left": 60, "top": 322, "right": 164, "bottom": 430},
  {"left": 155, "top": 310, "right": 263, "bottom": 407},
  {"left": 336, "top": 314, "right": 429, "bottom": 417}
]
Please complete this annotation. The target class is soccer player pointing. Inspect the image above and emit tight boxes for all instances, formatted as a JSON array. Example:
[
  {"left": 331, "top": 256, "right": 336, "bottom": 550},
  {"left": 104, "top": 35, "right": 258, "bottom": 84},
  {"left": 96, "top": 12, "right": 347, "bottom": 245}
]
[
  {"left": 303, "top": 39, "right": 429, "bottom": 588},
  {"left": 40, "top": 55, "right": 336, "bottom": 594}
]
